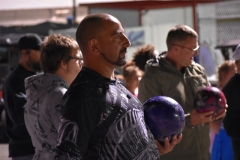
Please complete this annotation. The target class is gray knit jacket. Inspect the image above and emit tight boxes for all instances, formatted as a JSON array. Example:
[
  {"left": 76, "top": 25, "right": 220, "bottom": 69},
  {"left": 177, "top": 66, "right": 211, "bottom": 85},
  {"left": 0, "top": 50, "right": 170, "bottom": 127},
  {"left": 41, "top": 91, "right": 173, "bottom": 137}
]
[{"left": 24, "top": 73, "right": 69, "bottom": 160}]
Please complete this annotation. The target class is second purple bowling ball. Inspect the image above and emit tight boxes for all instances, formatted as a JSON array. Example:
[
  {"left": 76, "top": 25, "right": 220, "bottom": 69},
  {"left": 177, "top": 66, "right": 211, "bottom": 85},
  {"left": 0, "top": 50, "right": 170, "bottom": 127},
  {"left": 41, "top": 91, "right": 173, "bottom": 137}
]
[{"left": 143, "top": 96, "right": 185, "bottom": 144}]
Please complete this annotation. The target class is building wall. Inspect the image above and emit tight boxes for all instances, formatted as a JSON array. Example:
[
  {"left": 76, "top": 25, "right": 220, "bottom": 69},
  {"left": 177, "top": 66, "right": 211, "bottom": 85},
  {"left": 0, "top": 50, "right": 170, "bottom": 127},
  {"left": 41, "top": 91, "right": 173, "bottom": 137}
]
[
  {"left": 89, "top": 8, "right": 140, "bottom": 28},
  {"left": 123, "top": 7, "right": 193, "bottom": 59},
  {"left": 142, "top": 7, "right": 193, "bottom": 28},
  {"left": 197, "top": 0, "right": 240, "bottom": 74},
  {"left": 0, "top": 7, "right": 88, "bottom": 26}
]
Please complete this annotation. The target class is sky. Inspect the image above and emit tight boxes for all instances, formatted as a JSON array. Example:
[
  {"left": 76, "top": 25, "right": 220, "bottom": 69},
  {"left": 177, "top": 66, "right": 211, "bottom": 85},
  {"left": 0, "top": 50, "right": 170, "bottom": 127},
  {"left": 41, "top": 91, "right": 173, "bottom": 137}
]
[{"left": 0, "top": 0, "right": 132, "bottom": 11}]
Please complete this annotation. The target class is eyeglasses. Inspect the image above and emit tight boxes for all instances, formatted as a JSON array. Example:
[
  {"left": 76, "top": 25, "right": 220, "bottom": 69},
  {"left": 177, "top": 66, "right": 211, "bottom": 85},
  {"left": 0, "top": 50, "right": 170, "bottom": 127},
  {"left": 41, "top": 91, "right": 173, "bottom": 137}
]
[
  {"left": 173, "top": 44, "right": 199, "bottom": 52},
  {"left": 69, "top": 56, "right": 83, "bottom": 64}
]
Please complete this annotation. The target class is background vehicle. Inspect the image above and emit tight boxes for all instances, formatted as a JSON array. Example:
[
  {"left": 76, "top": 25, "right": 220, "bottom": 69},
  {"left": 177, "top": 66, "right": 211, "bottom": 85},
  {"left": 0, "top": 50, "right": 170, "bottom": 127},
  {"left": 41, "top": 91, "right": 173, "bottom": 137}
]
[
  {"left": 0, "top": 33, "right": 25, "bottom": 143},
  {"left": 215, "top": 39, "right": 240, "bottom": 61}
]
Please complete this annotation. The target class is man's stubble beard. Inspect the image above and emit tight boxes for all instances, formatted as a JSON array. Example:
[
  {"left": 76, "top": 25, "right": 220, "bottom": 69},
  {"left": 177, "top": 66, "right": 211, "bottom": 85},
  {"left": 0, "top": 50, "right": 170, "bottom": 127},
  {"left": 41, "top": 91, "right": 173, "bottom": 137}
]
[
  {"left": 99, "top": 51, "right": 126, "bottom": 67},
  {"left": 27, "top": 60, "right": 42, "bottom": 72}
]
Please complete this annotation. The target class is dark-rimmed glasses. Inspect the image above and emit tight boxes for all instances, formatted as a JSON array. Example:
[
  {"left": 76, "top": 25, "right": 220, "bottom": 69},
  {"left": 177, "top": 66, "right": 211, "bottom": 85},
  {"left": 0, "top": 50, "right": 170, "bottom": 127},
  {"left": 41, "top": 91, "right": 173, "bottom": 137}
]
[
  {"left": 69, "top": 56, "right": 83, "bottom": 64},
  {"left": 173, "top": 44, "right": 199, "bottom": 52}
]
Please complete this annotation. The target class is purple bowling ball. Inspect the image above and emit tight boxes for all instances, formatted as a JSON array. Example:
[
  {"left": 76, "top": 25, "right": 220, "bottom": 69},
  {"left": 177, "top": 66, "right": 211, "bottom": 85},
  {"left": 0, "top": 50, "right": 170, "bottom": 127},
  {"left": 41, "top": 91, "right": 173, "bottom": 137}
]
[
  {"left": 194, "top": 86, "right": 227, "bottom": 118},
  {"left": 143, "top": 96, "right": 185, "bottom": 144}
]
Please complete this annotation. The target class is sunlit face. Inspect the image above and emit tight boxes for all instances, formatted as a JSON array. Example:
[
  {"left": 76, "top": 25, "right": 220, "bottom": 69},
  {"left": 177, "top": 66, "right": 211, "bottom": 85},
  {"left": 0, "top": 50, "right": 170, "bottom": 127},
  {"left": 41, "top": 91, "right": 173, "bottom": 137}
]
[
  {"left": 174, "top": 37, "right": 199, "bottom": 68},
  {"left": 27, "top": 49, "right": 41, "bottom": 72},
  {"left": 97, "top": 16, "right": 131, "bottom": 67},
  {"left": 66, "top": 49, "right": 82, "bottom": 81}
]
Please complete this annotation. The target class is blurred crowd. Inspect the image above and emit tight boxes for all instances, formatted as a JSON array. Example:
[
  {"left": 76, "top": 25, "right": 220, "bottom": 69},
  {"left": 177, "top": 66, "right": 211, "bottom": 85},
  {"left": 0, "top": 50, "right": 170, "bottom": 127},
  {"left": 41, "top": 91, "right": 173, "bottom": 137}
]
[{"left": 1, "top": 13, "right": 240, "bottom": 160}]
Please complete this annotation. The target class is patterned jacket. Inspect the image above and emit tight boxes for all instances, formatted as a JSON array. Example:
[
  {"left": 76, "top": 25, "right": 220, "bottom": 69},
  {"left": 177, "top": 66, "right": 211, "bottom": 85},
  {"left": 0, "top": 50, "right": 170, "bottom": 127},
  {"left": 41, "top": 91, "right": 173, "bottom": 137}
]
[
  {"left": 24, "top": 73, "right": 69, "bottom": 160},
  {"left": 54, "top": 67, "right": 160, "bottom": 160}
]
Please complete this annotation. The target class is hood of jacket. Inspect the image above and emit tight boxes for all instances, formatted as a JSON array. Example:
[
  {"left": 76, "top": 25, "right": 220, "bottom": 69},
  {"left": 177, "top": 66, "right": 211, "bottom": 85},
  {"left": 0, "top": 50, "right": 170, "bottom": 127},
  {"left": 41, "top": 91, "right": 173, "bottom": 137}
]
[{"left": 25, "top": 73, "right": 69, "bottom": 103}]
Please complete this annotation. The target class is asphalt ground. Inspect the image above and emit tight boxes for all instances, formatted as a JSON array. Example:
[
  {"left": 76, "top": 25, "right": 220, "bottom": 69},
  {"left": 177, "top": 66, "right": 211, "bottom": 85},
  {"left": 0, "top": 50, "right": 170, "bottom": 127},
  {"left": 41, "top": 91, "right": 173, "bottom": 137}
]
[{"left": 0, "top": 143, "right": 10, "bottom": 160}]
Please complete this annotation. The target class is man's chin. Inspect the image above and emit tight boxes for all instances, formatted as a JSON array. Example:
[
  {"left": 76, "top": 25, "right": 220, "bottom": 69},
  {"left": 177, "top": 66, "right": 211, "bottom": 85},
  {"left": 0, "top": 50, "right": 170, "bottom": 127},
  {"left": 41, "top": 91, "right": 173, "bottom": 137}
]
[
  {"left": 31, "top": 64, "right": 42, "bottom": 72},
  {"left": 119, "top": 59, "right": 127, "bottom": 66},
  {"left": 114, "top": 61, "right": 126, "bottom": 67}
]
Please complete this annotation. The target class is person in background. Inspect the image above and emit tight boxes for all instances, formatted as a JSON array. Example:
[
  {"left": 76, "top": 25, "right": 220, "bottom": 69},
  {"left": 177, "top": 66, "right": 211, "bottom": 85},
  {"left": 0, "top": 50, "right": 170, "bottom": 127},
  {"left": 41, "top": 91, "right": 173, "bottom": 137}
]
[
  {"left": 223, "top": 44, "right": 240, "bottom": 160},
  {"left": 122, "top": 61, "right": 143, "bottom": 97},
  {"left": 138, "top": 25, "right": 226, "bottom": 160},
  {"left": 210, "top": 60, "right": 235, "bottom": 160},
  {"left": 114, "top": 68, "right": 125, "bottom": 83},
  {"left": 3, "top": 33, "right": 42, "bottom": 160},
  {"left": 24, "top": 34, "right": 82, "bottom": 160},
  {"left": 132, "top": 44, "right": 157, "bottom": 72},
  {"left": 217, "top": 61, "right": 236, "bottom": 90},
  {"left": 55, "top": 13, "right": 182, "bottom": 160},
  {"left": 198, "top": 41, "right": 216, "bottom": 77}
]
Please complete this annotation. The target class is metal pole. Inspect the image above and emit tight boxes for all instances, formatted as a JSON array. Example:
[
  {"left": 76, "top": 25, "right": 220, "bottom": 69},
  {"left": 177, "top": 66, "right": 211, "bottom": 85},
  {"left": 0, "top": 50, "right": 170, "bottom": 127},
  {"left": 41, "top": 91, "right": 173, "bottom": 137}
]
[{"left": 73, "top": 0, "right": 76, "bottom": 25}]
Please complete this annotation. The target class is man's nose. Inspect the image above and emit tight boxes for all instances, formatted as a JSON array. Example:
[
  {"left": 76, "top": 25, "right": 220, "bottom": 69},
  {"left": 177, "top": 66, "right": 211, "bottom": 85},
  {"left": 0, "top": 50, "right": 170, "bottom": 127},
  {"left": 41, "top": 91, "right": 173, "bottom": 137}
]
[{"left": 123, "top": 34, "right": 131, "bottom": 47}]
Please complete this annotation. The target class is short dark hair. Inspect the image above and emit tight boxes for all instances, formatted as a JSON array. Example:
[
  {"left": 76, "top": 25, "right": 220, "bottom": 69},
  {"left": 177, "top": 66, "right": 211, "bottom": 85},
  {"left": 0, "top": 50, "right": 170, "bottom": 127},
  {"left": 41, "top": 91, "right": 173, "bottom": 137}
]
[
  {"left": 166, "top": 25, "right": 198, "bottom": 50},
  {"left": 40, "top": 34, "right": 79, "bottom": 73},
  {"left": 132, "top": 44, "right": 156, "bottom": 72},
  {"left": 76, "top": 13, "right": 106, "bottom": 54}
]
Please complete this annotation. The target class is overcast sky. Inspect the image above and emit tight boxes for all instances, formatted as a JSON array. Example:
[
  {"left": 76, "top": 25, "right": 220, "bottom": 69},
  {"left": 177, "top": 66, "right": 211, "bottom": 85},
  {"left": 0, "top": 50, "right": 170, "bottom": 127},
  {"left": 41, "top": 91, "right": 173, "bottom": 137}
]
[{"left": 0, "top": 0, "right": 132, "bottom": 10}]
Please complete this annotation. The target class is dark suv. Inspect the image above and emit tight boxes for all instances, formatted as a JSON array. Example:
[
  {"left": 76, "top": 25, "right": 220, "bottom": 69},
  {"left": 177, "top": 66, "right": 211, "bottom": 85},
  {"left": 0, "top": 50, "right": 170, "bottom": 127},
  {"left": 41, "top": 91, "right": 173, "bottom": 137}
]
[{"left": 0, "top": 33, "right": 24, "bottom": 142}]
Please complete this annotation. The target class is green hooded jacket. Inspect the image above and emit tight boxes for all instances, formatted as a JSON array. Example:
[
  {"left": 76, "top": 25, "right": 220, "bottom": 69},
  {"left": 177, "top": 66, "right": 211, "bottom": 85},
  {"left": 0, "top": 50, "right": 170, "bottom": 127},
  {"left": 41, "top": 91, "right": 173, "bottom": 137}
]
[{"left": 138, "top": 56, "right": 211, "bottom": 160}]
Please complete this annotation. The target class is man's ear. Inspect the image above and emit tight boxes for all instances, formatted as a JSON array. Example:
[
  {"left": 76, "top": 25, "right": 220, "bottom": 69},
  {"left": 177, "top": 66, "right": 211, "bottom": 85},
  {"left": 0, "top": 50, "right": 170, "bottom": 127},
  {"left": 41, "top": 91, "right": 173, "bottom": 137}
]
[
  {"left": 173, "top": 45, "right": 179, "bottom": 52},
  {"left": 60, "top": 59, "right": 67, "bottom": 70},
  {"left": 89, "top": 39, "right": 98, "bottom": 52}
]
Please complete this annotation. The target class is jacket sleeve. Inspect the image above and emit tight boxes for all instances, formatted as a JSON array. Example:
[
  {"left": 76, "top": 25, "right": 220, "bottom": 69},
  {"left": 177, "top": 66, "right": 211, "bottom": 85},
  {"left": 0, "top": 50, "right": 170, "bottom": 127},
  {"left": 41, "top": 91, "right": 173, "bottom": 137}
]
[
  {"left": 55, "top": 92, "right": 100, "bottom": 159},
  {"left": 47, "top": 88, "right": 68, "bottom": 131},
  {"left": 223, "top": 85, "right": 240, "bottom": 139},
  {"left": 3, "top": 82, "right": 27, "bottom": 126},
  {"left": 138, "top": 68, "right": 162, "bottom": 104}
]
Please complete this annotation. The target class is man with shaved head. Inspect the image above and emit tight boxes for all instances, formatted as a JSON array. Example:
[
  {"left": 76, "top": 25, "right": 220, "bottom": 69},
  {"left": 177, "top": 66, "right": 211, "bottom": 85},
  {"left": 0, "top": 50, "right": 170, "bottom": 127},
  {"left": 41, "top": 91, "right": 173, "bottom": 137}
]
[{"left": 55, "top": 13, "right": 182, "bottom": 159}]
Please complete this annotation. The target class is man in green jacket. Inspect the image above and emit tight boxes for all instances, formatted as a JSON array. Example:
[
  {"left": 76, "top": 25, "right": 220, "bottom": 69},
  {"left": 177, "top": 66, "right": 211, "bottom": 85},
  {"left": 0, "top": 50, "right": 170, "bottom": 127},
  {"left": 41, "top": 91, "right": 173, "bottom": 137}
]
[{"left": 138, "top": 25, "right": 226, "bottom": 160}]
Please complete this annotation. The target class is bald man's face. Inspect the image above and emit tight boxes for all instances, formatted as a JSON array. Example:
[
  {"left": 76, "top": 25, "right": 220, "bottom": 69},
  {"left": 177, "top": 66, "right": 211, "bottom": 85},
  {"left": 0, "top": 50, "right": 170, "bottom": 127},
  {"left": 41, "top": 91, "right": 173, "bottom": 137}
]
[{"left": 96, "top": 16, "right": 131, "bottom": 67}]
